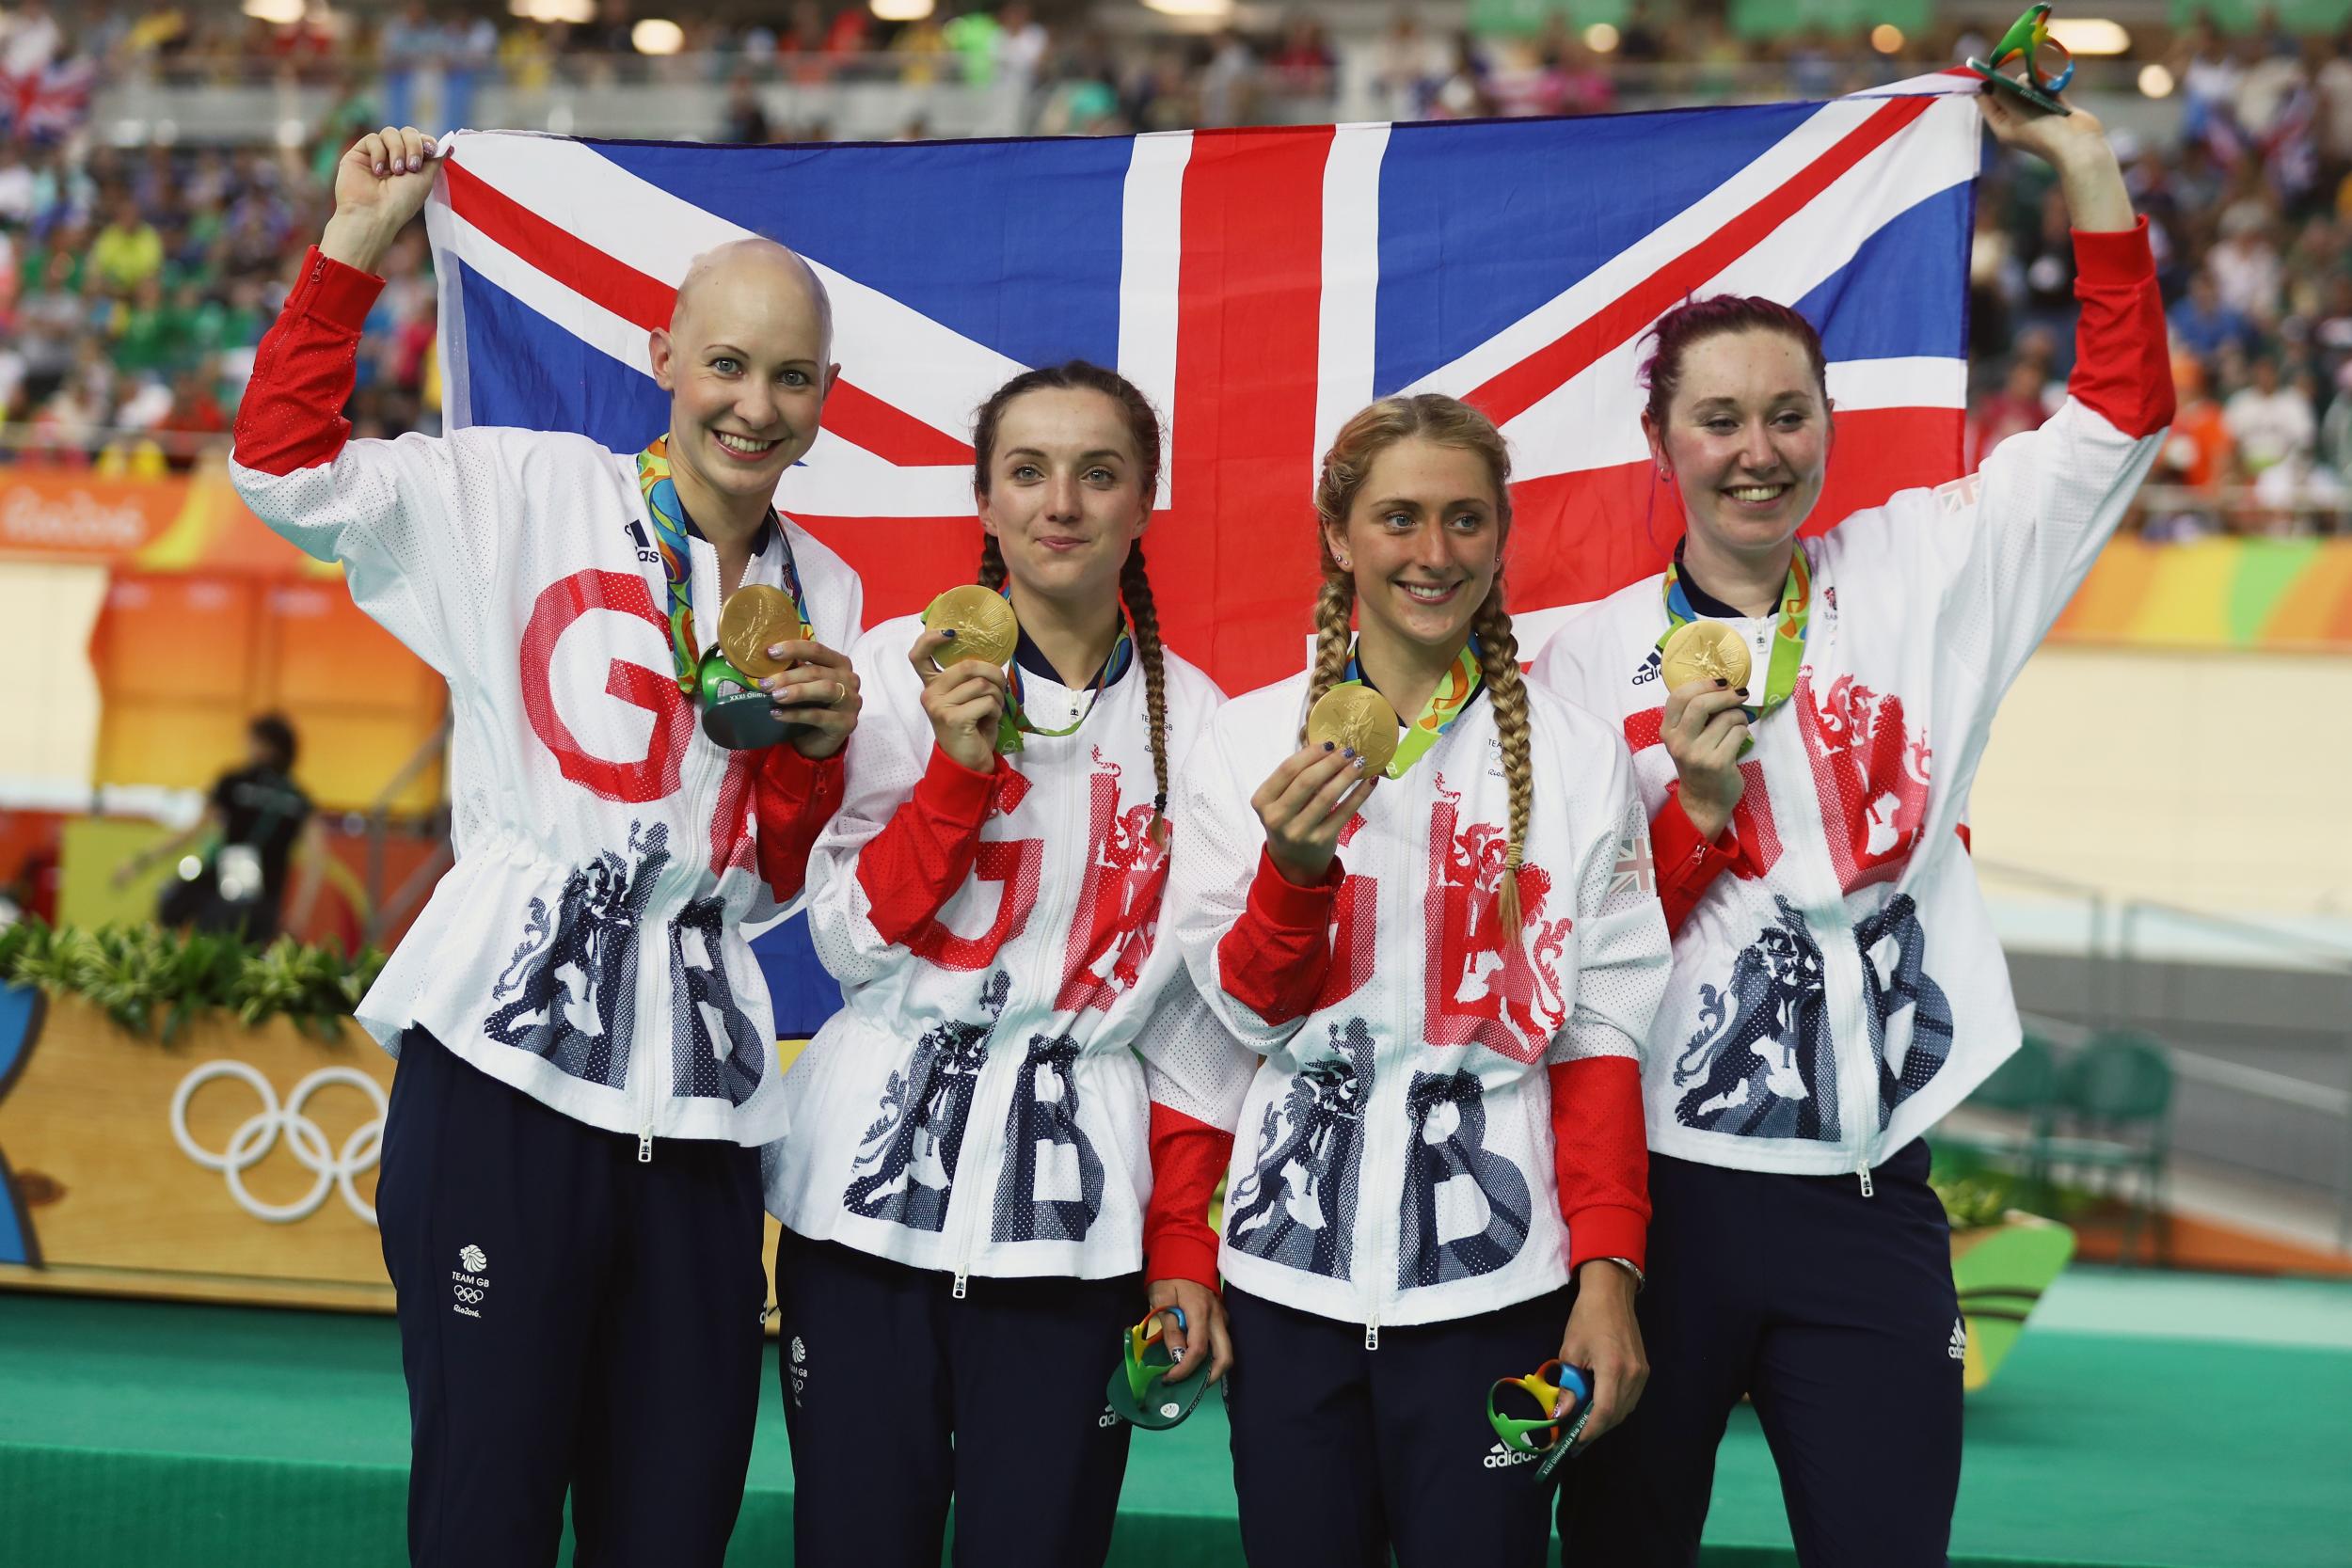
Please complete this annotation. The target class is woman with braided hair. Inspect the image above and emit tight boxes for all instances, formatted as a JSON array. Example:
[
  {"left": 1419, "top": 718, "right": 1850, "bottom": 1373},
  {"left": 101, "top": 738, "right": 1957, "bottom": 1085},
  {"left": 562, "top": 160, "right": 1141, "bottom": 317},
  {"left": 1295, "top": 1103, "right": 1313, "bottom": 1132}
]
[
  {"left": 1165, "top": 393, "right": 1672, "bottom": 1566},
  {"left": 760, "top": 360, "right": 1253, "bottom": 1568}
]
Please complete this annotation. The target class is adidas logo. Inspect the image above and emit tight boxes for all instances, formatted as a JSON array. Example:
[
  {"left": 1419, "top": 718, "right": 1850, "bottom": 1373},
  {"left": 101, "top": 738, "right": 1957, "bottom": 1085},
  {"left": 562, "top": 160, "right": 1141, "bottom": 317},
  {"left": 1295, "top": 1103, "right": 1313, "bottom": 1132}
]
[
  {"left": 1484, "top": 1441, "right": 1538, "bottom": 1470},
  {"left": 1948, "top": 1318, "right": 1968, "bottom": 1361},
  {"left": 1631, "top": 649, "right": 1663, "bottom": 685}
]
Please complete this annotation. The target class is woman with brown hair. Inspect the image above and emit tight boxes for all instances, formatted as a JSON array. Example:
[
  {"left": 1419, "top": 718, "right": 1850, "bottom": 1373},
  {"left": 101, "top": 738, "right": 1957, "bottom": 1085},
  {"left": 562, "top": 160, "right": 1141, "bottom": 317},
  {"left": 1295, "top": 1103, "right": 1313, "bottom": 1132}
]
[
  {"left": 759, "top": 360, "right": 1251, "bottom": 1567},
  {"left": 1532, "top": 94, "right": 2169, "bottom": 1566},
  {"left": 1166, "top": 392, "right": 1672, "bottom": 1565}
]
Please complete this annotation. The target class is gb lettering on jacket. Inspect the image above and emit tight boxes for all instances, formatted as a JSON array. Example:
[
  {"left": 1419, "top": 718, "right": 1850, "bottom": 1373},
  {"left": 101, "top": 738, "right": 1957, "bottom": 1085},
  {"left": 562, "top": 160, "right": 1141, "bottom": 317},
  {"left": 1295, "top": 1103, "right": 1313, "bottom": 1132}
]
[{"left": 900, "top": 752, "right": 1170, "bottom": 1004}]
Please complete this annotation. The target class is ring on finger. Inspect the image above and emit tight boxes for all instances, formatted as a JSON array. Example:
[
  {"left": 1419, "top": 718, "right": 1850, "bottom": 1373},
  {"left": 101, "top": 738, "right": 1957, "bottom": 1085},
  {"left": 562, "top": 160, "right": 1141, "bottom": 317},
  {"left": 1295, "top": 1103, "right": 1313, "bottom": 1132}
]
[{"left": 833, "top": 679, "right": 848, "bottom": 705}]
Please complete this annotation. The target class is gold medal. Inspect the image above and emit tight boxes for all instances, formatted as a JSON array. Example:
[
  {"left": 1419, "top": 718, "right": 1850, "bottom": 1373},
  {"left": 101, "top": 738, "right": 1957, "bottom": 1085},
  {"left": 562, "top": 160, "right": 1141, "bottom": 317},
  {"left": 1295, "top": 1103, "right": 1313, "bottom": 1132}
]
[
  {"left": 925, "top": 584, "right": 1020, "bottom": 668},
  {"left": 1306, "top": 685, "right": 1401, "bottom": 775},
  {"left": 717, "top": 584, "right": 799, "bottom": 679},
  {"left": 1660, "top": 620, "right": 1752, "bottom": 692}
]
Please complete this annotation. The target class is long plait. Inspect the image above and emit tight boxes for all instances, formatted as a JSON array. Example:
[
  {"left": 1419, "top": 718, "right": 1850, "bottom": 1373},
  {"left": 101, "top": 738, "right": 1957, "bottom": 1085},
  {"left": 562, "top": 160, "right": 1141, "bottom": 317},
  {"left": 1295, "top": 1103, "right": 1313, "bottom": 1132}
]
[
  {"left": 1120, "top": 543, "right": 1172, "bottom": 846},
  {"left": 1470, "top": 575, "right": 1532, "bottom": 947},
  {"left": 1299, "top": 574, "right": 1358, "bottom": 744},
  {"left": 977, "top": 533, "right": 1009, "bottom": 590}
]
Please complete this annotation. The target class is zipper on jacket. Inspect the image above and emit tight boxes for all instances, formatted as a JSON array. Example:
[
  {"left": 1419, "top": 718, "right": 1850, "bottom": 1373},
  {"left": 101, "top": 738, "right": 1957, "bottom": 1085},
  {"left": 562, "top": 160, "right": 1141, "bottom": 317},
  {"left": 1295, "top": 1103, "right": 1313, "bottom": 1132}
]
[
  {"left": 940, "top": 749, "right": 1089, "bottom": 1303},
  {"left": 634, "top": 526, "right": 735, "bottom": 1170},
  {"left": 1363, "top": 1317, "right": 1379, "bottom": 1352},
  {"left": 1855, "top": 1156, "right": 1874, "bottom": 1198}
]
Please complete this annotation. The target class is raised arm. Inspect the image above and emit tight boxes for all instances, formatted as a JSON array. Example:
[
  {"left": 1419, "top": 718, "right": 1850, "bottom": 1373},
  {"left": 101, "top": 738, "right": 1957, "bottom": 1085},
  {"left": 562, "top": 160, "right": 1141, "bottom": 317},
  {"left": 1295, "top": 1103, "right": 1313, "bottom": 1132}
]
[
  {"left": 230, "top": 127, "right": 511, "bottom": 678},
  {"left": 1849, "top": 96, "right": 2171, "bottom": 701}
]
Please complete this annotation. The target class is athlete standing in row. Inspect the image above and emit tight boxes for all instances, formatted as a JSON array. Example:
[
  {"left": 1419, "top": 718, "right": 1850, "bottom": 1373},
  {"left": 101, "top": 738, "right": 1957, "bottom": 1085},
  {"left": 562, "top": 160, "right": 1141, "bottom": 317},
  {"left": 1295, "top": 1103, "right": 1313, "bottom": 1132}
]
[
  {"left": 1168, "top": 393, "right": 1672, "bottom": 1566},
  {"left": 1534, "top": 92, "right": 2169, "bottom": 1567},
  {"left": 763, "top": 362, "right": 1252, "bottom": 1568},
  {"left": 232, "top": 126, "right": 865, "bottom": 1565}
]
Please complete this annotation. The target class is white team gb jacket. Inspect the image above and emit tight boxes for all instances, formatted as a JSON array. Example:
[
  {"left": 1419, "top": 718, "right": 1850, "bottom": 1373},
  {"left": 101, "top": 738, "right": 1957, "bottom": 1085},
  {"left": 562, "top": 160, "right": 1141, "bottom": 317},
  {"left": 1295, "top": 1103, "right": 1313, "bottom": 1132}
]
[
  {"left": 1533, "top": 327, "right": 2169, "bottom": 1182},
  {"left": 766, "top": 613, "right": 1253, "bottom": 1283},
  {"left": 232, "top": 425, "right": 862, "bottom": 1148},
  {"left": 1168, "top": 674, "right": 1672, "bottom": 1331}
]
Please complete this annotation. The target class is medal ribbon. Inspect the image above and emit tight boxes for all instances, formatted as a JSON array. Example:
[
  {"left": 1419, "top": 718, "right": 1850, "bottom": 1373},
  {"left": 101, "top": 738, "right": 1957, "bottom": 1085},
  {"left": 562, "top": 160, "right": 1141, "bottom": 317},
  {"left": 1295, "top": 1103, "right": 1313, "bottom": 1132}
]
[
  {"left": 1336, "top": 638, "right": 1484, "bottom": 780},
  {"left": 995, "top": 589, "right": 1135, "bottom": 754},
  {"left": 1655, "top": 548, "right": 1811, "bottom": 721},
  {"left": 636, "top": 435, "right": 813, "bottom": 693}
]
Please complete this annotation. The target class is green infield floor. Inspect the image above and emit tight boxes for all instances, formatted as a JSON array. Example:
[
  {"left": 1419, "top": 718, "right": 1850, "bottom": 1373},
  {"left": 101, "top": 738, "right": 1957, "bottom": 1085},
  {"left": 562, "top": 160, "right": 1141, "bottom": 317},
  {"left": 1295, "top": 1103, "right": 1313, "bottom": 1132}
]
[{"left": 3, "top": 1269, "right": 2348, "bottom": 1567}]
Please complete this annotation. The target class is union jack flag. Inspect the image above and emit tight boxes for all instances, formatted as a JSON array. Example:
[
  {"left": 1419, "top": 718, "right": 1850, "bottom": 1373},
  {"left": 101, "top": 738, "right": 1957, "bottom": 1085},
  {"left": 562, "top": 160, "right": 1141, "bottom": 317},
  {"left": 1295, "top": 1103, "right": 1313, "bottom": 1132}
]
[
  {"left": 0, "top": 56, "right": 94, "bottom": 146},
  {"left": 425, "top": 81, "right": 1985, "bottom": 1029},
  {"left": 428, "top": 75, "right": 1982, "bottom": 691}
]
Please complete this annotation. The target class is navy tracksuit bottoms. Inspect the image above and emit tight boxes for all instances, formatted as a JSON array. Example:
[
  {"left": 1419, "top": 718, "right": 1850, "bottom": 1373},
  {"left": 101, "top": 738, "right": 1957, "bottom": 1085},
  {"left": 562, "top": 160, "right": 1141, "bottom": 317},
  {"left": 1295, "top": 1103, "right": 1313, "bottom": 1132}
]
[
  {"left": 1558, "top": 1138, "right": 1964, "bottom": 1568},
  {"left": 374, "top": 1027, "right": 768, "bottom": 1568},
  {"left": 1223, "top": 1282, "right": 1575, "bottom": 1568},
  {"left": 771, "top": 1226, "right": 1140, "bottom": 1568}
]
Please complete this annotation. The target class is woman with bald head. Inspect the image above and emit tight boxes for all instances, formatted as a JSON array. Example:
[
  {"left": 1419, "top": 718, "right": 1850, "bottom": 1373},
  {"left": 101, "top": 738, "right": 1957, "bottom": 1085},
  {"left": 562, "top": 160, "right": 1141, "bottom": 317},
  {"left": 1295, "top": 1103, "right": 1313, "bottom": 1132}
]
[{"left": 230, "top": 125, "right": 865, "bottom": 1565}]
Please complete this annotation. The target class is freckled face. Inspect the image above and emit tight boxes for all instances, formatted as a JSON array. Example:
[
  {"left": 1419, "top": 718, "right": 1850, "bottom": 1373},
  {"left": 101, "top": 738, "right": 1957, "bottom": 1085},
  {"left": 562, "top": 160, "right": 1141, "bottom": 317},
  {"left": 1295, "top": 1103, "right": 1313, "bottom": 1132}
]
[
  {"left": 1325, "top": 437, "right": 1503, "bottom": 658},
  {"left": 1649, "top": 327, "right": 1831, "bottom": 559}
]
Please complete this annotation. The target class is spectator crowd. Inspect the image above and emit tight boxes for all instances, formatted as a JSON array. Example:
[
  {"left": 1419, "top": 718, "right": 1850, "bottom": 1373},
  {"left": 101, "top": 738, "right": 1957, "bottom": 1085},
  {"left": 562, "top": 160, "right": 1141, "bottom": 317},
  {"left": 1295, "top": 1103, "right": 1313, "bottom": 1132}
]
[{"left": 2, "top": 0, "right": 2348, "bottom": 538}]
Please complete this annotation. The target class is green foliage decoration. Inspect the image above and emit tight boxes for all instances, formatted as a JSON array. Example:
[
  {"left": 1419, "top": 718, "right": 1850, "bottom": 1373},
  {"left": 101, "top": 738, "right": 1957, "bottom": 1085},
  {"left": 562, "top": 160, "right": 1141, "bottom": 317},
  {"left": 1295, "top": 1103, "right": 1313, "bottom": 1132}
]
[{"left": 0, "top": 918, "right": 388, "bottom": 1042}]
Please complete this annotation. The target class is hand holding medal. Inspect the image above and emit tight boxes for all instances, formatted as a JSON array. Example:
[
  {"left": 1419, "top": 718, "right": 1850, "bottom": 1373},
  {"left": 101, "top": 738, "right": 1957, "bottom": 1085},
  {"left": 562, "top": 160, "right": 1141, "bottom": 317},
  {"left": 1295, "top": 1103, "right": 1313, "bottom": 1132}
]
[
  {"left": 689, "top": 585, "right": 860, "bottom": 757},
  {"left": 913, "top": 587, "right": 1017, "bottom": 773},
  {"left": 746, "top": 614, "right": 862, "bottom": 765},
  {"left": 1250, "top": 686, "right": 1391, "bottom": 887},
  {"left": 1659, "top": 645, "right": 1751, "bottom": 845}
]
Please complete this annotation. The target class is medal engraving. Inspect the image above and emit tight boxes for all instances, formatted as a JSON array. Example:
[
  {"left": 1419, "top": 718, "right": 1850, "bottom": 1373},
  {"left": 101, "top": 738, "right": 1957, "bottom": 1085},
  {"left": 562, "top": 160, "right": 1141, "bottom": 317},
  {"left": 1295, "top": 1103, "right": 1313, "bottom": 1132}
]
[
  {"left": 1307, "top": 686, "right": 1402, "bottom": 775},
  {"left": 1660, "top": 621, "right": 1754, "bottom": 692},
  {"left": 718, "top": 584, "right": 798, "bottom": 679},
  {"left": 925, "top": 585, "right": 1021, "bottom": 669}
]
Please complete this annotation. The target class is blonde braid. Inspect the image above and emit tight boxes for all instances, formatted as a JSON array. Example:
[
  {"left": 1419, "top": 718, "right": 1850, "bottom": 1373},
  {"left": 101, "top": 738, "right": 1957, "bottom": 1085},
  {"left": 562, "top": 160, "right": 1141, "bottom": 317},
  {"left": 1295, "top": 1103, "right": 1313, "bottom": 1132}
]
[
  {"left": 1120, "top": 544, "right": 1172, "bottom": 845},
  {"left": 1471, "top": 576, "right": 1532, "bottom": 947},
  {"left": 1300, "top": 575, "right": 1358, "bottom": 745}
]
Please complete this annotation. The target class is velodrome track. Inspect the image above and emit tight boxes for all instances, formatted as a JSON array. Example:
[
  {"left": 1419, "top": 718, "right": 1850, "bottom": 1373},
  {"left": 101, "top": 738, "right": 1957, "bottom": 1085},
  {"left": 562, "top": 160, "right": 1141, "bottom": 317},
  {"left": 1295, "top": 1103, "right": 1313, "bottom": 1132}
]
[{"left": 3, "top": 1269, "right": 2346, "bottom": 1566}]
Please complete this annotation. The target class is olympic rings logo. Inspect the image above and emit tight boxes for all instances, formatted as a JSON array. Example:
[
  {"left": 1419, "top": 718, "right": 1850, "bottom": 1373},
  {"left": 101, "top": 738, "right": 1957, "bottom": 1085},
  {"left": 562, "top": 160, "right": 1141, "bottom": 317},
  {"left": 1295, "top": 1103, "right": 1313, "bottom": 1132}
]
[
  {"left": 168, "top": 1061, "right": 388, "bottom": 1227},
  {"left": 453, "top": 1285, "right": 485, "bottom": 1304}
]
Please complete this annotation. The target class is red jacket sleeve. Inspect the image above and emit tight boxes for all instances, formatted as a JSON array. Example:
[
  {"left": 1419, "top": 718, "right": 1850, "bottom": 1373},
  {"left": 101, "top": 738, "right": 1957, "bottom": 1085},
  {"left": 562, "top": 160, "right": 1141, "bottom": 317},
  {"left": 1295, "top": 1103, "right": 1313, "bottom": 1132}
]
[
  {"left": 1549, "top": 1054, "right": 1650, "bottom": 1275},
  {"left": 1649, "top": 784, "right": 1739, "bottom": 939},
  {"left": 2066, "top": 217, "right": 2173, "bottom": 440},
  {"left": 1142, "top": 1101, "right": 1234, "bottom": 1290},
  {"left": 854, "top": 746, "right": 1006, "bottom": 946},
  {"left": 753, "top": 744, "right": 847, "bottom": 904},
  {"left": 1216, "top": 847, "right": 1341, "bottom": 1026},
  {"left": 232, "top": 246, "right": 384, "bottom": 475}
]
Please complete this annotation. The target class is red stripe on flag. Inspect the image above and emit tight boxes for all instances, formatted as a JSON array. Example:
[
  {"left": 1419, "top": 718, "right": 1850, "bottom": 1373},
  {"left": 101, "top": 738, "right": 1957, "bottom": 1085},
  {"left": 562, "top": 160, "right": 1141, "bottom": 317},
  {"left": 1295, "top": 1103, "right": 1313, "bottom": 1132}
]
[
  {"left": 1505, "top": 405, "right": 1963, "bottom": 620},
  {"left": 819, "top": 382, "right": 974, "bottom": 466},
  {"left": 1159, "top": 125, "right": 1338, "bottom": 683},
  {"left": 441, "top": 158, "right": 973, "bottom": 467},
  {"left": 1465, "top": 95, "right": 1936, "bottom": 429},
  {"left": 790, "top": 513, "right": 977, "bottom": 625},
  {"left": 444, "top": 159, "right": 673, "bottom": 331}
]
